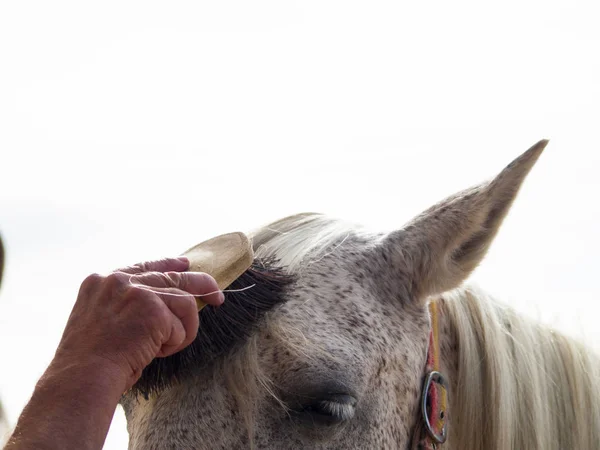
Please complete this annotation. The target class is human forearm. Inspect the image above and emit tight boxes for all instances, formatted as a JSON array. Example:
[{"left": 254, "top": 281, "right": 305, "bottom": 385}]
[
  {"left": 4, "top": 257, "right": 222, "bottom": 448},
  {"left": 4, "top": 356, "right": 126, "bottom": 450}
]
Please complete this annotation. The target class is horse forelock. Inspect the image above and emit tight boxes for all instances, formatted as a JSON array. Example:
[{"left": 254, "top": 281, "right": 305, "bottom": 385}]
[
  {"left": 128, "top": 258, "right": 295, "bottom": 399},
  {"left": 127, "top": 213, "right": 364, "bottom": 400},
  {"left": 250, "top": 212, "right": 379, "bottom": 272}
]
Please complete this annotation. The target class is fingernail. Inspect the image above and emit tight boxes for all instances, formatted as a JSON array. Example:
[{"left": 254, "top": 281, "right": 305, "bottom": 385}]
[
  {"left": 219, "top": 292, "right": 225, "bottom": 304},
  {"left": 176, "top": 256, "right": 189, "bottom": 265}
]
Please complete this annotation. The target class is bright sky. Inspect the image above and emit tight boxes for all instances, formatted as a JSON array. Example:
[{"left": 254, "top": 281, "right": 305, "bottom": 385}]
[{"left": 1, "top": 1, "right": 599, "bottom": 448}]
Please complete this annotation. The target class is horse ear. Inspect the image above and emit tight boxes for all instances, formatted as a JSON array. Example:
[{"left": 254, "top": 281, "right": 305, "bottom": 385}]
[{"left": 383, "top": 139, "right": 548, "bottom": 301}]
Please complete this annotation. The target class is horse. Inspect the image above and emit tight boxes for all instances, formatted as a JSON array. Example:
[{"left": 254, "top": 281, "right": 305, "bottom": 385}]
[{"left": 118, "top": 139, "right": 598, "bottom": 449}]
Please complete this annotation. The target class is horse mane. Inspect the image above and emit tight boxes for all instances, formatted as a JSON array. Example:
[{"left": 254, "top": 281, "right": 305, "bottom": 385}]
[
  {"left": 250, "top": 212, "right": 377, "bottom": 270},
  {"left": 439, "top": 286, "right": 600, "bottom": 450}
]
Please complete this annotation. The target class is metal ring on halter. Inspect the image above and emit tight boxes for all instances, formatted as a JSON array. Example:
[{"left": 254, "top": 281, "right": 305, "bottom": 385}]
[{"left": 421, "top": 370, "right": 449, "bottom": 444}]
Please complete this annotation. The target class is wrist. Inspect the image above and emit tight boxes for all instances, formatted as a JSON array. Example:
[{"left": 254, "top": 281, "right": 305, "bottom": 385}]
[
  {"left": 46, "top": 351, "right": 129, "bottom": 399},
  {"left": 5, "top": 353, "right": 128, "bottom": 449}
]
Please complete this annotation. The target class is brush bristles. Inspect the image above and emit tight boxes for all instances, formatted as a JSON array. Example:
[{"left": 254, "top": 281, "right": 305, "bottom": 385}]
[{"left": 129, "top": 258, "right": 294, "bottom": 399}]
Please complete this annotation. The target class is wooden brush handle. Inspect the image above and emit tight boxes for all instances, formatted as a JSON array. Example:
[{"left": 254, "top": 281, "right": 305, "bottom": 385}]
[{"left": 181, "top": 232, "right": 254, "bottom": 311}]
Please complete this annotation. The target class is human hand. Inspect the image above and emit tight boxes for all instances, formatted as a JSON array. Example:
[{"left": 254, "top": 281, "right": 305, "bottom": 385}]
[{"left": 53, "top": 257, "right": 224, "bottom": 393}]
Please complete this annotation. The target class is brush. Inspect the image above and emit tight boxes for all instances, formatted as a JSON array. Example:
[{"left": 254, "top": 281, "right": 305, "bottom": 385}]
[
  {"left": 127, "top": 232, "right": 295, "bottom": 398},
  {"left": 181, "top": 232, "right": 255, "bottom": 310}
]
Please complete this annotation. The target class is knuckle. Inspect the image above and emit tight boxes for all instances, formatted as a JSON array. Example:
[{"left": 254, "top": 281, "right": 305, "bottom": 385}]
[
  {"left": 196, "top": 273, "right": 218, "bottom": 292},
  {"left": 105, "top": 272, "right": 127, "bottom": 291},
  {"left": 186, "top": 271, "right": 210, "bottom": 286},
  {"left": 155, "top": 271, "right": 170, "bottom": 281},
  {"left": 81, "top": 272, "right": 103, "bottom": 289},
  {"left": 138, "top": 259, "right": 170, "bottom": 273},
  {"left": 177, "top": 292, "right": 198, "bottom": 313},
  {"left": 79, "top": 273, "right": 104, "bottom": 294},
  {"left": 123, "top": 286, "right": 171, "bottom": 326},
  {"left": 124, "top": 261, "right": 147, "bottom": 274},
  {"left": 125, "top": 285, "right": 163, "bottom": 311},
  {"left": 164, "top": 271, "right": 182, "bottom": 285},
  {"left": 146, "top": 301, "right": 171, "bottom": 327},
  {"left": 123, "top": 284, "right": 149, "bottom": 302},
  {"left": 143, "top": 271, "right": 169, "bottom": 287},
  {"left": 197, "top": 272, "right": 216, "bottom": 285}
]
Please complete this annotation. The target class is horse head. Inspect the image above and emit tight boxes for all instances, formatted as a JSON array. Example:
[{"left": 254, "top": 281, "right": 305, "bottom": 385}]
[{"left": 121, "top": 140, "right": 600, "bottom": 449}]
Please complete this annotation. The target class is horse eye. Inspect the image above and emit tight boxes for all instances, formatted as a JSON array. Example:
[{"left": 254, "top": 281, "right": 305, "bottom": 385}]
[{"left": 294, "top": 394, "right": 357, "bottom": 426}]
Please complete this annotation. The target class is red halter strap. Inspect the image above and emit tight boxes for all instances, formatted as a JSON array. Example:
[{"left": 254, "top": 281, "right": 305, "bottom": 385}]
[{"left": 411, "top": 301, "right": 449, "bottom": 450}]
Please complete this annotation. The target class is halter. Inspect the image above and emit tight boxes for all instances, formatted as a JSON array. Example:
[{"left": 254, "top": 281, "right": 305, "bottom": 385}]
[{"left": 411, "top": 301, "right": 449, "bottom": 450}]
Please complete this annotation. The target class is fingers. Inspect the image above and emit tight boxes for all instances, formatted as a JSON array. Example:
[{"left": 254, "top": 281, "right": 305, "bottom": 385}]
[
  {"left": 117, "top": 256, "right": 190, "bottom": 275},
  {"left": 87, "top": 258, "right": 223, "bottom": 362},
  {"left": 70, "top": 256, "right": 225, "bottom": 390},
  {"left": 122, "top": 271, "right": 222, "bottom": 357},
  {"left": 152, "top": 289, "right": 200, "bottom": 357},
  {"left": 129, "top": 271, "right": 224, "bottom": 306}
]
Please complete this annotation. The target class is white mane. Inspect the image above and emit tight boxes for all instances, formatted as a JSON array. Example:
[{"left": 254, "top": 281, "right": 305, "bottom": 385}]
[
  {"left": 441, "top": 286, "right": 600, "bottom": 449},
  {"left": 250, "top": 212, "right": 378, "bottom": 272}
]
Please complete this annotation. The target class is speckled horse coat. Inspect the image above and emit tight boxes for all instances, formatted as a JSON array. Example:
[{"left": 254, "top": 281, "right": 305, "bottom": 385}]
[{"left": 120, "top": 140, "right": 600, "bottom": 450}]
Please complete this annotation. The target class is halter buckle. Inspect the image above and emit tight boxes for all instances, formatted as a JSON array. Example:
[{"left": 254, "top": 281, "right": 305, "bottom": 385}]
[{"left": 421, "top": 370, "right": 449, "bottom": 445}]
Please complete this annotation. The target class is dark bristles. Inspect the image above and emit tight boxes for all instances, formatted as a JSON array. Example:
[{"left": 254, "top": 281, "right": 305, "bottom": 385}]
[{"left": 129, "top": 258, "right": 295, "bottom": 398}]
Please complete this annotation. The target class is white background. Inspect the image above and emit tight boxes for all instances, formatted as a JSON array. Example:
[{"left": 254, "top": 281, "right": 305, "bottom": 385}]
[{"left": 1, "top": 1, "right": 599, "bottom": 448}]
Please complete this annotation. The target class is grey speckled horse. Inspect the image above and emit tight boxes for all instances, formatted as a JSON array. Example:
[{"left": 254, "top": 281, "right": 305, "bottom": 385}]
[{"left": 120, "top": 140, "right": 600, "bottom": 450}]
